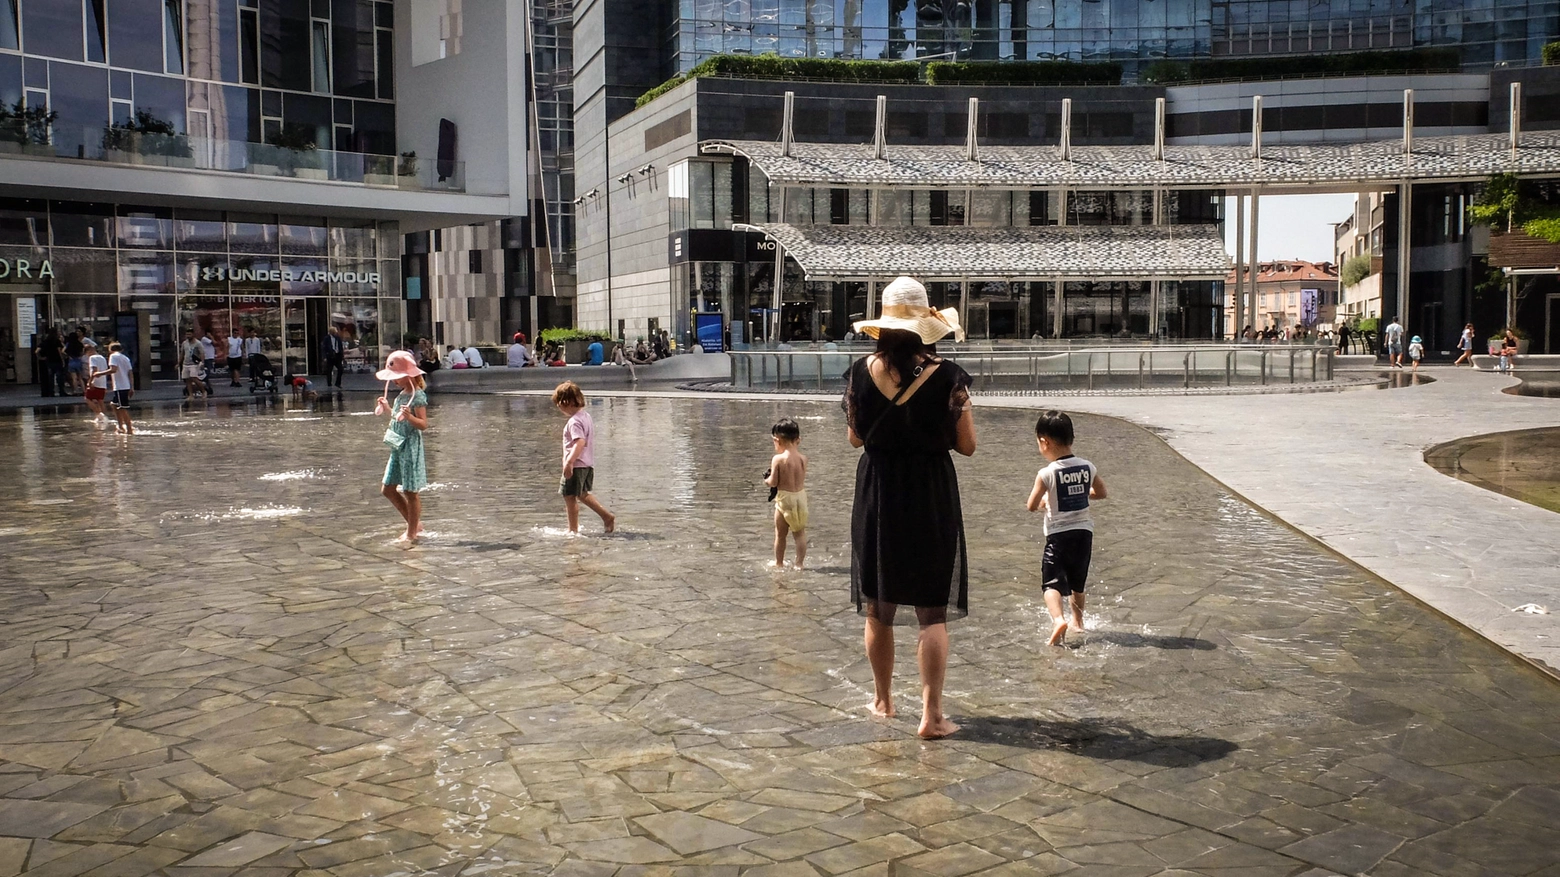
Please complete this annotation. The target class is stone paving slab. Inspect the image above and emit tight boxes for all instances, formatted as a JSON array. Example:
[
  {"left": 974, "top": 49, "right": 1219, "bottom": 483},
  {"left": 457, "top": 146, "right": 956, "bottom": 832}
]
[
  {"left": 2, "top": 393, "right": 1559, "bottom": 875},
  {"left": 974, "top": 366, "right": 1560, "bottom": 677}
]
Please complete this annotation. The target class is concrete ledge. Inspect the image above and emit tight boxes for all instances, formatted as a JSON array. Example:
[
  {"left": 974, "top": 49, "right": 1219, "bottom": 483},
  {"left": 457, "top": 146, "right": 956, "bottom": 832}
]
[
  {"left": 427, "top": 353, "right": 730, "bottom": 393},
  {"left": 1336, "top": 354, "right": 1380, "bottom": 369},
  {"left": 1472, "top": 354, "right": 1560, "bottom": 371}
]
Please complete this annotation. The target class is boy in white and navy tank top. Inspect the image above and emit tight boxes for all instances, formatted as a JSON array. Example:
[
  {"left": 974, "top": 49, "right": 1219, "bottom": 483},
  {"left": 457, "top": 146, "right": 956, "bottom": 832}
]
[{"left": 1026, "top": 410, "right": 1108, "bottom": 646}]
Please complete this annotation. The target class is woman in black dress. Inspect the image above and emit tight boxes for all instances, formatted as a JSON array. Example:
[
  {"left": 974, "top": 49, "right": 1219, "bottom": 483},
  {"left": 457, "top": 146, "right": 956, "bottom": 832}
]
[{"left": 843, "top": 276, "right": 976, "bottom": 739}]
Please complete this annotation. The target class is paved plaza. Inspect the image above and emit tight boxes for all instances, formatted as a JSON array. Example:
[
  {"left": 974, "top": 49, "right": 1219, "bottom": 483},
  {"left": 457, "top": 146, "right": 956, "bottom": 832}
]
[{"left": 1, "top": 389, "right": 1559, "bottom": 876}]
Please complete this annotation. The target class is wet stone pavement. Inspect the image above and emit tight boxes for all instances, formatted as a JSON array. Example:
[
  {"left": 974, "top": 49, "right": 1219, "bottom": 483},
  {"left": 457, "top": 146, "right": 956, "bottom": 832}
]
[{"left": 1, "top": 396, "right": 1559, "bottom": 877}]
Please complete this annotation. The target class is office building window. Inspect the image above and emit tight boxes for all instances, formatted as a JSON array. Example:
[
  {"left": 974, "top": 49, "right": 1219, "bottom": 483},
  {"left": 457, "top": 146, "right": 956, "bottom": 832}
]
[
  {"left": 0, "top": 0, "right": 17, "bottom": 51},
  {"left": 311, "top": 19, "right": 331, "bottom": 93},
  {"left": 163, "top": 0, "right": 184, "bottom": 74}
]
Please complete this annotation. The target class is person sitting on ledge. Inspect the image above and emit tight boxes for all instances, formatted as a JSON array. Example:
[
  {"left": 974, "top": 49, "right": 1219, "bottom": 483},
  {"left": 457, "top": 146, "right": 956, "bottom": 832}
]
[
  {"left": 463, "top": 345, "right": 486, "bottom": 369},
  {"left": 507, "top": 333, "right": 529, "bottom": 368}
]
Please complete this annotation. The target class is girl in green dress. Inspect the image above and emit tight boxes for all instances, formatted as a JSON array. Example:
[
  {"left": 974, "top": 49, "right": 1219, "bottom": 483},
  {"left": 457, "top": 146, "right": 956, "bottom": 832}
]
[{"left": 375, "top": 351, "right": 430, "bottom": 542}]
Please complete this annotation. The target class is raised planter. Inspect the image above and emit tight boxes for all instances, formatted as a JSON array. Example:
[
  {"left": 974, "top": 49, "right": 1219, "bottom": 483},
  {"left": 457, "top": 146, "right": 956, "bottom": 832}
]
[
  {"left": 1488, "top": 339, "right": 1531, "bottom": 355},
  {"left": 1488, "top": 230, "right": 1560, "bottom": 269}
]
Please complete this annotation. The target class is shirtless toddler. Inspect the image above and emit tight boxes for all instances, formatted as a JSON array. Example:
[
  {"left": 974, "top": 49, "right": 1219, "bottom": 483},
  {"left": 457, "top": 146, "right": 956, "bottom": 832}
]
[{"left": 765, "top": 417, "right": 808, "bottom": 568}]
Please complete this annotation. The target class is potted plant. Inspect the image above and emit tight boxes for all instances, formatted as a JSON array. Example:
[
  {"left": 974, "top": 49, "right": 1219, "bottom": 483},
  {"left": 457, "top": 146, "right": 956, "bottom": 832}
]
[
  {"left": 0, "top": 100, "right": 57, "bottom": 157},
  {"left": 540, "top": 328, "right": 612, "bottom": 364},
  {"left": 262, "top": 125, "right": 322, "bottom": 178},
  {"left": 1488, "top": 329, "right": 1529, "bottom": 355}
]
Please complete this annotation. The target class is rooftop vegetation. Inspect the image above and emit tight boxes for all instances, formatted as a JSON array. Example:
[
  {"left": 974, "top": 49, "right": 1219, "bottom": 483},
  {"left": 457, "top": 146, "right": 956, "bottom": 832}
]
[{"left": 1142, "top": 48, "right": 1461, "bottom": 84}]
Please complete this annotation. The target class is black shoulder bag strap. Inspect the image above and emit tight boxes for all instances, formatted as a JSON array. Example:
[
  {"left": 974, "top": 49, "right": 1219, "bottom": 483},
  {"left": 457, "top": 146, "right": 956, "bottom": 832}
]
[{"left": 858, "top": 357, "right": 938, "bottom": 446}]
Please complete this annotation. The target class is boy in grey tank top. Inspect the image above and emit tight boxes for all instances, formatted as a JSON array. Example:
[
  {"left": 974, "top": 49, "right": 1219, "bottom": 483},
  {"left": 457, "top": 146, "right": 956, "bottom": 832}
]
[{"left": 1027, "top": 410, "right": 1108, "bottom": 646}]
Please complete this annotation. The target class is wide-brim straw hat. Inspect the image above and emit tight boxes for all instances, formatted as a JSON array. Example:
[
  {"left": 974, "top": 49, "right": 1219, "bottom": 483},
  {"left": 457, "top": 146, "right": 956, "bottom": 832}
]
[
  {"left": 852, "top": 276, "right": 965, "bottom": 344},
  {"left": 375, "top": 349, "right": 425, "bottom": 381}
]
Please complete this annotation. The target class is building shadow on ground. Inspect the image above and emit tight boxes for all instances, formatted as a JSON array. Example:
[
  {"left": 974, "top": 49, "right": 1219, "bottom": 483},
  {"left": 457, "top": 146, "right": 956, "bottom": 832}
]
[
  {"left": 1084, "top": 630, "right": 1217, "bottom": 650},
  {"left": 957, "top": 715, "right": 1238, "bottom": 763}
]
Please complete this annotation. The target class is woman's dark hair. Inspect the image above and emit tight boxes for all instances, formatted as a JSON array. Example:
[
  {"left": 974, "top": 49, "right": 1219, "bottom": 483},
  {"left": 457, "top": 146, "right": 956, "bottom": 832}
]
[
  {"left": 875, "top": 328, "right": 933, "bottom": 385},
  {"left": 1034, "top": 410, "right": 1075, "bottom": 445}
]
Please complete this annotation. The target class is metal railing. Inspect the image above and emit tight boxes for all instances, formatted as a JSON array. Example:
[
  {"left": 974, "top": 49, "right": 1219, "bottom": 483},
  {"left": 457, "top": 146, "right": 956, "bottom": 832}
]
[
  {"left": 730, "top": 343, "right": 1336, "bottom": 390},
  {"left": 0, "top": 127, "right": 466, "bottom": 191}
]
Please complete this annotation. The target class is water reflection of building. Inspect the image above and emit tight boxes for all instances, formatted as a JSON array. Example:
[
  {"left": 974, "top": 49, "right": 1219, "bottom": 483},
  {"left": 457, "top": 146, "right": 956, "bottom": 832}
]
[{"left": 0, "top": 0, "right": 525, "bottom": 386}]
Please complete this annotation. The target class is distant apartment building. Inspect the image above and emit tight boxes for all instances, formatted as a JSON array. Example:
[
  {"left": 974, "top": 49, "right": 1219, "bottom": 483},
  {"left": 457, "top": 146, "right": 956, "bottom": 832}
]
[
  {"left": 1334, "top": 194, "right": 1386, "bottom": 321},
  {"left": 1225, "top": 260, "right": 1339, "bottom": 336}
]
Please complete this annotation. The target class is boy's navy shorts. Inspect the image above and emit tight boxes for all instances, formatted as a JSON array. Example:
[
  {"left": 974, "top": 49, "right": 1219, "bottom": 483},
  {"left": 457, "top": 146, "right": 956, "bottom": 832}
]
[{"left": 1042, "top": 529, "right": 1093, "bottom": 597}]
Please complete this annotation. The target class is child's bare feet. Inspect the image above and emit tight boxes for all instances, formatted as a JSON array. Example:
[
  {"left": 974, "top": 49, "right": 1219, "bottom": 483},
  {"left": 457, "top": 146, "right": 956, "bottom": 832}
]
[
  {"left": 1071, "top": 612, "right": 1085, "bottom": 633},
  {"left": 602, "top": 513, "right": 615, "bottom": 534},
  {"left": 868, "top": 699, "right": 896, "bottom": 718},
  {"left": 918, "top": 715, "right": 959, "bottom": 739},
  {"left": 1047, "top": 617, "right": 1069, "bottom": 646}
]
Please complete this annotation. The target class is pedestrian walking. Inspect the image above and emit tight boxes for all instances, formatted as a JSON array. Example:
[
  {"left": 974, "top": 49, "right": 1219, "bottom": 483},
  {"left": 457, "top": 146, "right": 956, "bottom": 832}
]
[
  {"left": 1384, "top": 316, "right": 1405, "bottom": 368},
  {"left": 227, "top": 332, "right": 244, "bottom": 385},
  {"left": 1453, "top": 323, "right": 1475, "bottom": 366},
  {"left": 552, "top": 381, "right": 615, "bottom": 535},
  {"left": 375, "top": 351, "right": 429, "bottom": 543},
  {"left": 1027, "top": 410, "right": 1108, "bottom": 647},
  {"left": 322, "top": 326, "right": 346, "bottom": 388},
  {"left": 842, "top": 275, "right": 974, "bottom": 740}
]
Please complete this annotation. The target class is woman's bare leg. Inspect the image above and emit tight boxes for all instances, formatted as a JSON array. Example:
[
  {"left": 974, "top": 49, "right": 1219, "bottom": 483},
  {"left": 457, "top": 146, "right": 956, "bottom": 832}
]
[
  {"left": 404, "top": 491, "right": 422, "bottom": 540},
  {"left": 916, "top": 622, "right": 958, "bottom": 739},
  {"left": 865, "top": 614, "right": 895, "bottom": 717},
  {"left": 382, "top": 483, "right": 411, "bottom": 535}
]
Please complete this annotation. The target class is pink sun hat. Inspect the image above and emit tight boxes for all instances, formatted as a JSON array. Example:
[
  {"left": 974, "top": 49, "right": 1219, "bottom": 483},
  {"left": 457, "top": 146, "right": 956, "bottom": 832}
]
[{"left": 375, "top": 350, "right": 425, "bottom": 381}]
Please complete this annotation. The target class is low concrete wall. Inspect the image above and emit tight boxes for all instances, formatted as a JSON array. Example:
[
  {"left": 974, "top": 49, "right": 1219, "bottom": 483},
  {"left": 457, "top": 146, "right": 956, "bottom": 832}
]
[
  {"left": 427, "top": 353, "right": 730, "bottom": 393},
  {"left": 1471, "top": 354, "right": 1560, "bottom": 371}
]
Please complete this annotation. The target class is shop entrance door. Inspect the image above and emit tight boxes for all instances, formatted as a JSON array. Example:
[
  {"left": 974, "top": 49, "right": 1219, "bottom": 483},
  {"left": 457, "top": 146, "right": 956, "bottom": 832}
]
[{"left": 282, "top": 298, "right": 330, "bottom": 377}]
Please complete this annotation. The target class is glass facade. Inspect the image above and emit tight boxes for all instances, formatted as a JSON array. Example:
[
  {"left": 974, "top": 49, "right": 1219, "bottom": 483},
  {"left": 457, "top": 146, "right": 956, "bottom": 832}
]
[
  {"left": 0, "top": 199, "right": 401, "bottom": 383},
  {"left": 0, "top": 0, "right": 397, "bottom": 159},
  {"left": 667, "top": 158, "right": 1224, "bottom": 342},
  {"left": 667, "top": 0, "right": 1560, "bottom": 73}
]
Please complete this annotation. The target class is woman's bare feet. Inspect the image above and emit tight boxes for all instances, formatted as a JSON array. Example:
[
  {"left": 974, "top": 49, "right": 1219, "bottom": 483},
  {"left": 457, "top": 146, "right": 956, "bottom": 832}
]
[
  {"left": 868, "top": 699, "right": 896, "bottom": 718},
  {"left": 917, "top": 715, "right": 959, "bottom": 739},
  {"left": 1047, "top": 617, "right": 1069, "bottom": 646}
]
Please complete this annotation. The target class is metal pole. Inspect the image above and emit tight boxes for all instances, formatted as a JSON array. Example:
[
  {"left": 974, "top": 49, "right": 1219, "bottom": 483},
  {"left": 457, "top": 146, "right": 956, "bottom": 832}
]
[
  {"left": 1059, "top": 98, "right": 1072, "bottom": 162},
  {"left": 873, "top": 95, "right": 887, "bottom": 160},
  {"left": 1251, "top": 95, "right": 1263, "bottom": 160},
  {"left": 1402, "top": 88, "right": 1414, "bottom": 156},
  {"left": 781, "top": 91, "right": 795, "bottom": 157},
  {"left": 1053, "top": 279, "right": 1063, "bottom": 338},
  {"left": 1396, "top": 182, "right": 1411, "bottom": 328},
  {"left": 1511, "top": 81, "right": 1522, "bottom": 160},
  {"left": 965, "top": 97, "right": 980, "bottom": 162},
  {"left": 772, "top": 188, "right": 787, "bottom": 343},
  {"left": 1249, "top": 190, "right": 1261, "bottom": 332},
  {"left": 1233, "top": 193, "right": 1246, "bottom": 336},
  {"left": 1153, "top": 97, "right": 1166, "bottom": 161}
]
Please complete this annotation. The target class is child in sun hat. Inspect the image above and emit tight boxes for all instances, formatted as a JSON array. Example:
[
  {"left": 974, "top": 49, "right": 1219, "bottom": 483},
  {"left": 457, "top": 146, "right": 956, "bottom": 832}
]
[
  {"left": 1408, "top": 335, "right": 1424, "bottom": 372},
  {"left": 375, "top": 350, "right": 429, "bottom": 542}
]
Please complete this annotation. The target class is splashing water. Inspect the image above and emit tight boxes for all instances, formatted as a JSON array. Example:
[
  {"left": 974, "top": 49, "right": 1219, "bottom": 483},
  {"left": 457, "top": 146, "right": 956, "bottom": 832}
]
[{"left": 259, "top": 469, "right": 325, "bottom": 482}]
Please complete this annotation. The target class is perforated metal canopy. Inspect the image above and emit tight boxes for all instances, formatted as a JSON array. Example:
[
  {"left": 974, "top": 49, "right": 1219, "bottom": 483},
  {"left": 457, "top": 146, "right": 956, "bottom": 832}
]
[
  {"left": 750, "top": 223, "right": 1231, "bottom": 280},
  {"left": 703, "top": 133, "right": 1560, "bottom": 191}
]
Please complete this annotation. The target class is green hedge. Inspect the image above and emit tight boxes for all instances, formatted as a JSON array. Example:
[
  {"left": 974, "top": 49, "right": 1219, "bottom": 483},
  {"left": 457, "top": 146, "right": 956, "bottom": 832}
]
[
  {"left": 924, "top": 60, "right": 1121, "bottom": 86},
  {"left": 1142, "top": 48, "right": 1461, "bottom": 84},
  {"left": 636, "top": 55, "right": 921, "bottom": 109},
  {"left": 539, "top": 328, "right": 613, "bottom": 344},
  {"left": 1545, "top": 41, "right": 1560, "bottom": 66},
  {"left": 1340, "top": 254, "right": 1372, "bottom": 288}
]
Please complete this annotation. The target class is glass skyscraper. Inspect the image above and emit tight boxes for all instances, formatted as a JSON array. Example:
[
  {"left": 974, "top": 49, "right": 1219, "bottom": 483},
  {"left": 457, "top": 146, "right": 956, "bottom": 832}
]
[{"left": 666, "top": 0, "right": 1559, "bottom": 74}]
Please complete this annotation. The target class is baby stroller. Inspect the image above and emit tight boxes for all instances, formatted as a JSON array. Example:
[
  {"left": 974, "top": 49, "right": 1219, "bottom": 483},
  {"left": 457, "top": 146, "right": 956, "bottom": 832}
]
[{"left": 248, "top": 353, "right": 279, "bottom": 394}]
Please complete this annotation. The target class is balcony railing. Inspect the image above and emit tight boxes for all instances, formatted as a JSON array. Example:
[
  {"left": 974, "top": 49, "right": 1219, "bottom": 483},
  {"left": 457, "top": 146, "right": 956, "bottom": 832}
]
[{"left": 0, "top": 127, "right": 465, "bottom": 192}]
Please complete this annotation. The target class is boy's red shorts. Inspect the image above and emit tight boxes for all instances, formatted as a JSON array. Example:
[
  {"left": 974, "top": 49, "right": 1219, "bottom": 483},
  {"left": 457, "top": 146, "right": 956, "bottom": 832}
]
[{"left": 85, "top": 387, "right": 106, "bottom": 402}]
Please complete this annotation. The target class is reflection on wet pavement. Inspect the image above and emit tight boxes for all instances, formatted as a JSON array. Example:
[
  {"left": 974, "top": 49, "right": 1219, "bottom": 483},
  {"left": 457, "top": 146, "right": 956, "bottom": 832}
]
[
  {"left": 1427, "top": 426, "right": 1560, "bottom": 514},
  {"left": 1507, "top": 376, "right": 1560, "bottom": 398},
  {"left": 1, "top": 397, "right": 1559, "bottom": 876}
]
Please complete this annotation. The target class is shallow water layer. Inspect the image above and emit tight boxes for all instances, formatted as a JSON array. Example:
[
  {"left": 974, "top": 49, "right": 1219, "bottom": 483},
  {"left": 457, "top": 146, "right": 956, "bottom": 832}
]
[
  {"left": 1, "top": 396, "right": 1559, "bottom": 875},
  {"left": 1426, "top": 426, "right": 1560, "bottom": 513}
]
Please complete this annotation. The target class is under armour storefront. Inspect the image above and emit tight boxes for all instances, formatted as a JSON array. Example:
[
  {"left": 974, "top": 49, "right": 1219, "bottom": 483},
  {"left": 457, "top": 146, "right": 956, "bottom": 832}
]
[{"left": 1, "top": 199, "right": 403, "bottom": 386}]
